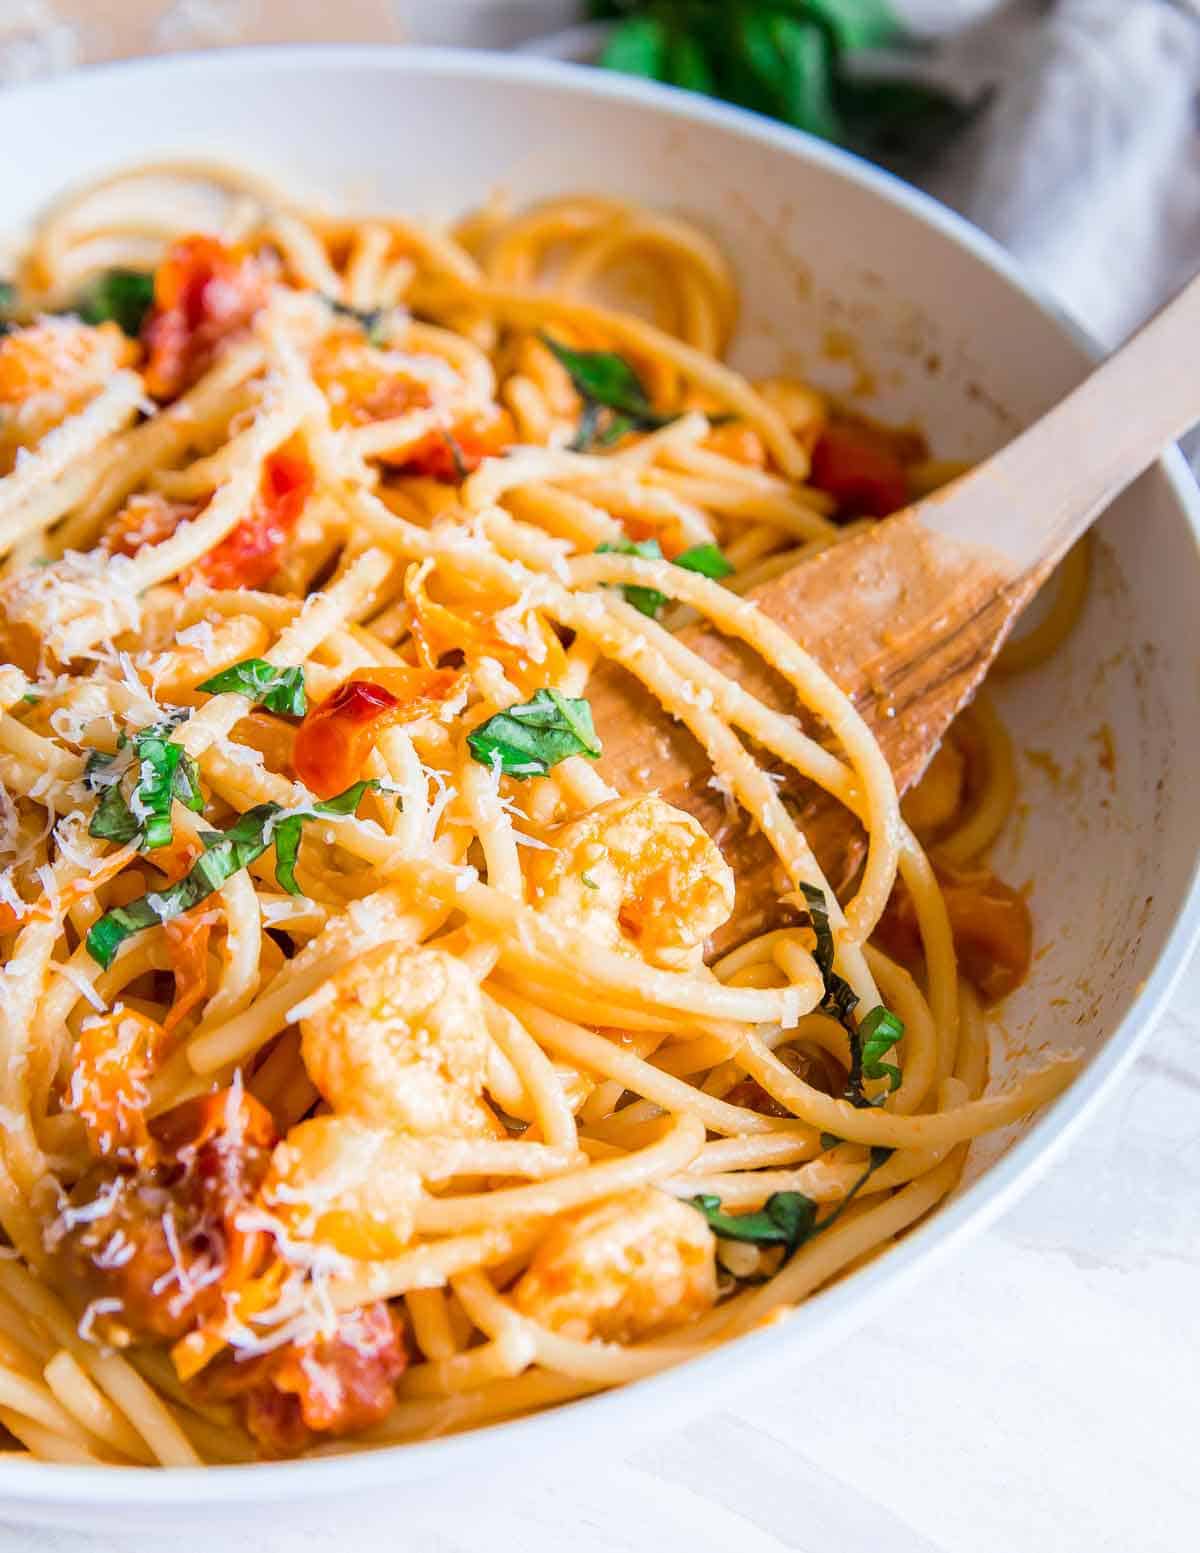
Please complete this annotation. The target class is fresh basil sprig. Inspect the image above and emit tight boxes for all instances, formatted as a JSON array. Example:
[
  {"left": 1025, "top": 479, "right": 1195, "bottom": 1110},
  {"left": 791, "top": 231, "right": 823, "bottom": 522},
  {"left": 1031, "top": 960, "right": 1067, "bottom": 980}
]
[
  {"left": 796, "top": 880, "right": 904, "bottom": 1105},
  {"left": 596, "top": 536, "right": 734, "bottom": 618},
  {"left": 86, "top": 719, "right": 204, "bottom": 852},
  {"left": 690, "top": 1143, "right": 893, "bottom": 1267},
  {"left": 591, "top": 2, "right": 986, "bottom": 175},
  {"left": 197, "top": 659, "right": 307, "bottom": 717},
  {"left": 76, "top": 269, "right": 155, "bottom": 337},
  {"left": 467, "top": 689, "right": 601, "bottom": 780},
  {"left": 540, "top": 333, "right": 675, "bottom": 451},
  {"left": 85, "top": 780, "right": 381, "bottom": 968}
]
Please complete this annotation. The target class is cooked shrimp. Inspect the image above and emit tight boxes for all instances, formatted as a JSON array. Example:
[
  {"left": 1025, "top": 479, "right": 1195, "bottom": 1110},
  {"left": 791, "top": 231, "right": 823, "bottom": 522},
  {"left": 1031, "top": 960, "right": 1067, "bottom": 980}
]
[
  {"left": 263, "top": 1115, "right": 423, "bottom": 1260},
  {"left": 513, "top": 1187, "right": 718, "bottom": 1344},
  {"left": 526, "top": 795, "right": 735, "bottom": 969},
  {"left": 299, "top": 943, "right": 499, "bottom": 1137}
]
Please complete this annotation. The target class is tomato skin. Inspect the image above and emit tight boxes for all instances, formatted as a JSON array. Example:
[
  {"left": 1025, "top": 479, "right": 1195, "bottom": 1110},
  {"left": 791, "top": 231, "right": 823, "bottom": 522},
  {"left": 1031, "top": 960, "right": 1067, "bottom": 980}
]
[
  {"left": 388, "top": 407, "right": 514, "bottom": 481},
  {"left": 141, "top": 235, "right": 274, "bottom": 401},
  {"left": 200, "top": 1302, "right": 408, "bottom": 1456},
  {"left": 810, "top": 421, "right": 909, "bottom": 518},
  {"left": 292, "top": 668, "right": 460, "bottom": 799},
  {"left": 195, "top": 441, "right": 314, "bottom": 591}
]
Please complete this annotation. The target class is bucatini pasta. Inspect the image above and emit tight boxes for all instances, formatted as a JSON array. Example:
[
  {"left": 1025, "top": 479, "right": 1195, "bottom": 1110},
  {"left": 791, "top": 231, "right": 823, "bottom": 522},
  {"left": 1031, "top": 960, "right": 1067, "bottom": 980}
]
[{"left": 0, "top": 164, "right": 1083, "bottom": 1466}]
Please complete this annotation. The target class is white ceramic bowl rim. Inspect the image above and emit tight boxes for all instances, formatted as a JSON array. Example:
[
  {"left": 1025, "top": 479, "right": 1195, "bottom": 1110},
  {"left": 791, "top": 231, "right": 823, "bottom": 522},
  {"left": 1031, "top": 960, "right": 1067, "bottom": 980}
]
[{"left": 0, "top": 42, "right": 1198, "bottom": 1509}]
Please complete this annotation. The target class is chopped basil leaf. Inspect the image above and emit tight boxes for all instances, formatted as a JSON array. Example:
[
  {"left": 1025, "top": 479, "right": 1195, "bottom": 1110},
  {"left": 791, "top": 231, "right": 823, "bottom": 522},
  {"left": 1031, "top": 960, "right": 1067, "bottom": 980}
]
[
  {"left": 540, "top": 332, "right": 675, "bottom": 451},
  {"left": 20, "top": 691, "right": 40, "bottom": 705},
  {"left": 581, "top": 871, "right": 600, "bottom": 890},
  {"left": 595, "top": 538, "right": 734, "bottom": 619},
  {"left": 674, "top": 542, "right": 734, "bottom": 581},
  {"left": 272, "top": 779, "right": 381, "bottom": 895},
  {"left": 692, "top": 1190, "right": 818, "bottom": 1253},
  {"left": 596, "top": 537, "right": 667, "bottom": 618},
  {"left": 690, "top": 1145, "right": 894, "bottom": 1270},
  {"left": 0, "top": 281, "right": 15, "bottom": 336},
  {"left": 88, "top": 781, "right": 141, "bottom": 844},
  {"left": 85, "top": 717, "right": 202, "bottom": 853},
  {"left": 85, "top": 782, "right": 381, "bottom": 967},
  {"left": 796, "top": 880, "right": 904, "bottom": 1105},
  {"left": 859, "top": 1004, "right": 904, "bottom": 1092},
  {"left": 196, "top": 658, "right": 307, "bottom": 717},
  {"left": 325, "top": 296, "right": 390, "bottom": 346},
  {"left": 467, "top": 689, "right": 601, "bottom": 780},
  {"left": 76, "top": 269, "right": 155, "bottom": 337}
]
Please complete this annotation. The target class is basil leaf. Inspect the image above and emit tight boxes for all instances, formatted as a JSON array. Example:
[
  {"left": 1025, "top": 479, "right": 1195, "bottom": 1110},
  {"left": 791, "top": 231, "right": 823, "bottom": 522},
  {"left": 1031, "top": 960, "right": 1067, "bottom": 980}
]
[
  {"left": 86, "top": 718, "right": 201, "bottom": 853},
  {"left": 541, "top": 334, "right": 656, "bottom": 419},
  {"left": 691, "top": 1190, "right": 818, "bottom": 1253},
  {"left": 540, "top": 332, "right": 675, "bottom": 451},
  {"left": 467, "top": 689, "right": 601, "bottom": 780},
  {"left": 596, "top": 537, "right": 667, "bottom": 618},
  {"left": 197, "top": 658, "right": 307, "bottom": 717},
  {"left": 84, "top": 781, "right": 385, "bottom": 966},
  {"left": 76, "top": 269, "right": 155, "bottom": 337},
  {"left": 690, "top": 1145, "right": 895, "bottom": 1272},
  {"left": 595, "top": 538, "right": 734, "bottom": 619},
  {"left": 88, "top": 782, "right": 141, "bottom": 844},
  {"left": 599, "top": 13, "right": 668, "bottom": 77},
  {"left": 674, "top": 542, "right": 733, "bottom": 581},
  {"left": 796, "top": 880, "right": 903, "bottom": 1105},
  {"left": 84, "top": 799, "right": 280, "bottom": 970},
  {"left": 325, "top": 296, "right": 390, "bottom": 346},
  {"left": 859, "top": 1003, "right": 904, "bottom": 1092},
  {"left": 272, "top": 779, "right": 381, "bottom": 894}
]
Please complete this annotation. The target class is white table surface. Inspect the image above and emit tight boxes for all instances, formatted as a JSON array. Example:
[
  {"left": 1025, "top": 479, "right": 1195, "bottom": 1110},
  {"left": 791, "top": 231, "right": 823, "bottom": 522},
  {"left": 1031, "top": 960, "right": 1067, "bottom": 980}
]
[{"left": 0, "top": 948, "right": 1193, "bottom": 1551}]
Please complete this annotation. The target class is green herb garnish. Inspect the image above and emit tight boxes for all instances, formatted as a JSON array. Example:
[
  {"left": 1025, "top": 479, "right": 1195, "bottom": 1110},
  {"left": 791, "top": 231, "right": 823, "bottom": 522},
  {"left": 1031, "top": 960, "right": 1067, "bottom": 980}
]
[
  {"left": 674, "top": 542, "right": 734, "bottom": 581},
  {"left": 595, "top": 536, "right": 734, "bottom": 618},
  {"left": 590, "top": 2, "right": 986, "bottom": 175},
  {"left": 85, "top": 780, "right": 381, "bottom": 968},
  {"left": 596, "top": 537, "right": 668, "bottom": 617},
  {"left": 76, "top": 269, "right": 155, "bottom": 337},
  {"left": 467, "top": 689, "right": 601, "bottom": 780},
  {"left": 859, "top": 1004, "right": 904, "bottom": 1092},
  {"left": 196, "top": 659, "right": 307, "bottom": 717},
  {"left": 325, "top": 297, "right": 390, "bottom": 346},
  {"left": 795, "top": 880, "right": 904, "bottom": 1106},
  {"left": 85, "top": 718, "right": 203, "bottom": 852},
  {"left": 540, "top": 333, "right": 675, "bottom": 451},
  {"left": 271, "top": 779, "right": 380, "bottom": 896},
  {"left": 691, "top": 1144, "right": 894, "bottom": 1267}
]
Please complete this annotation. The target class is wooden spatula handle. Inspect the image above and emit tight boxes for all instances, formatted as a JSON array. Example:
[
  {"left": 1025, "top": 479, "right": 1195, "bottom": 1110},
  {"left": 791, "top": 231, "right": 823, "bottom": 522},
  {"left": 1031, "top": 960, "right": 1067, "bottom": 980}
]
[{"left": 920, "top": 271, "right": 1200, "bottom": 579}]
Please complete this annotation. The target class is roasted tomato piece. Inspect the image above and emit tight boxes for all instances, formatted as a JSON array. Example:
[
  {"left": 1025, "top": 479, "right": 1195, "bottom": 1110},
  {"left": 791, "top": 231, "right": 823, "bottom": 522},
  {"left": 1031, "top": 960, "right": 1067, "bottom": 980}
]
[
  {"left": 810, "top": 419, "right": 909, "bottom": 518},
  {"left": 193, "top": 438, "right": 314, "bottom": 591},
  {"left": 68, "top": 1007, "right": 166, "bottom": 1166},
  {"left": 390, "top": 407, "right": 514, "bottom": 481},
  {"left": 53, "top": 1088, "right": 278, "bottom": 1344},
  {"left": 200, "top": 1302, "right": 407, "bottom": 1455},
  {"left": 407, "top": 564, "right": 566, "bottom": 694},
  {"left": 876, "top": 864, "right": 1033, "bottom": 1005},
  {"left": 101, "top": 493, "right": 201, "bottom": 559},
  {"left": 141, "top": 234, "right": 275, "bottom": 400},
  {"left": 292, "top": 666, "right": 461, "bottom": 799}
]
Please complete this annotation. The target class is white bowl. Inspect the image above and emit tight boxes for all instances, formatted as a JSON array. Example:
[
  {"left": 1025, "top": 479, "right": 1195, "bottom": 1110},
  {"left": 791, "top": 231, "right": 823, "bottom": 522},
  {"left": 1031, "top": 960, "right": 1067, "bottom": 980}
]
[{"left": 0, "top": 44, "right": 1197, "bottom": 1528}]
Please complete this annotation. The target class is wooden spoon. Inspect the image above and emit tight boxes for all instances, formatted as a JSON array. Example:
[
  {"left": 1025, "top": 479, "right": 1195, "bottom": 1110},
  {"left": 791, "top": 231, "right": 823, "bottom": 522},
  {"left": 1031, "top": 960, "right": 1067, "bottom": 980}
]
[{"left": 589, "top": 274, "right": 1200, "bottom": 950}]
